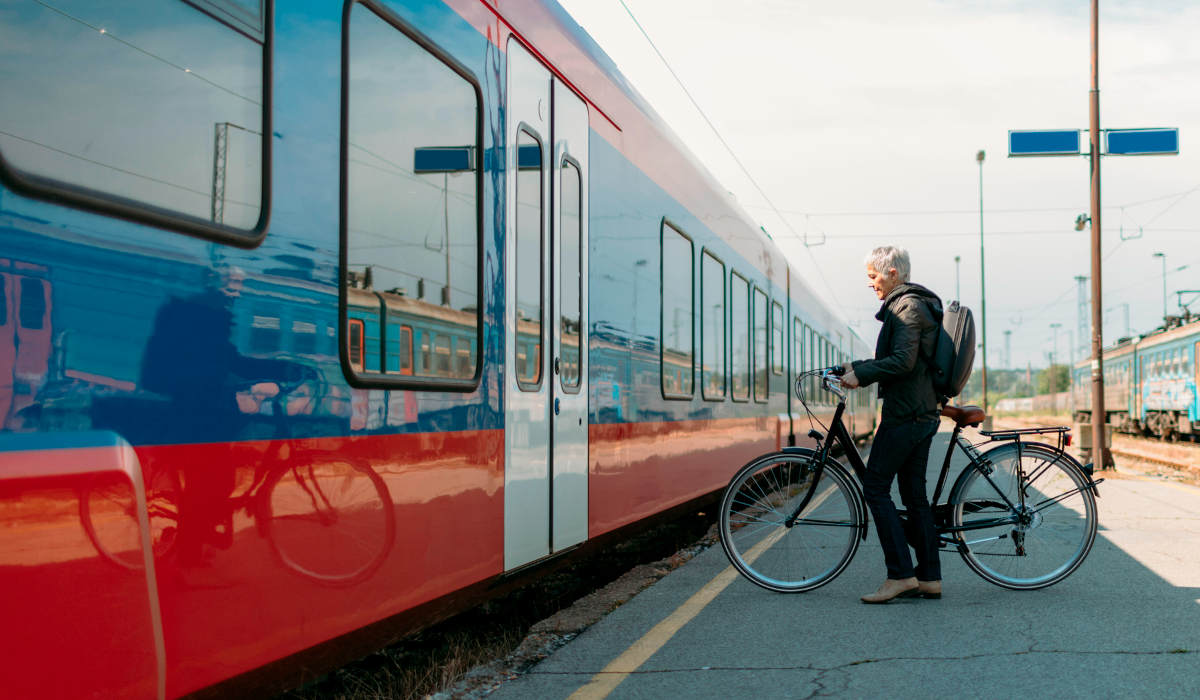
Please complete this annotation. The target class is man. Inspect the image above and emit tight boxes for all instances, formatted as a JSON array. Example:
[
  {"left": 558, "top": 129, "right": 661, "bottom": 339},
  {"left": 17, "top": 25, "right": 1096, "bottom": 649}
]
[{"left": 841, "top": 246, "right": 943, "bottom": 604}]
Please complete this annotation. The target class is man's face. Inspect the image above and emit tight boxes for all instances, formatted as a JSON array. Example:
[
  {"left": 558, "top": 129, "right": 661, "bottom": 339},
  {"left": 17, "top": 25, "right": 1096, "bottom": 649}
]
[{"left": 866, "top": 265, "right": 899, "bottom": 300}]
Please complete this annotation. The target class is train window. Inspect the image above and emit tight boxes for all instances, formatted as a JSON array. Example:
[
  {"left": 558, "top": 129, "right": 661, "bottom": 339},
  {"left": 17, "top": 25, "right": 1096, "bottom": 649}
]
[
  {"left": 752, "top": 287, "right": 768, "bottom": 402},
  {"left": 0, "top": 0, "right": 269, "bottom": 239},
  {"left": 399, "top": 325, "right": 413, "bottom": 375},
  {"left": 420, "top": 332, "right": 432, "bottom": 374},
  {"left": 18, "top": 278, "right": 46, "bottom": 330},
  {"left": 342, "top": 2, "right": 482, "bottom": 389},
  {"left": 250, "top": 313, "right": 280, "bottom": 354},
  {"left": 515, "top": 130, "right": 544, "bottom": 390},
  {"left": 435, "top": 334, "right": 451, "bottom": 376},
  {"left": 456, "top": 337, "right": 473, "bottom": 378},
  {"left": 701, "top": 251, "right": 726, "bottom": 400},
  {"left": 771, "top": 301, "right": 784, "bottom": 376},
  {"left": 792, "top": 318, "right": 804, "bottom": 386},
  {"left": 292, "top": 320, "right": 317, "bottom": 355},
  {"left": 560, "top": 159, "right": 582, "bottom": 391},
  {"left": 348, "top": 319, "right": 365, "bottom": 372},
  {"left": 730, "top": 272, "right": 750, "bottom": 401},
  {"left": 661, "top": 221, "right": 693, "bottom": 398},
  {"left": 805, "top": 327, "right": 815, "bottom": 399}
]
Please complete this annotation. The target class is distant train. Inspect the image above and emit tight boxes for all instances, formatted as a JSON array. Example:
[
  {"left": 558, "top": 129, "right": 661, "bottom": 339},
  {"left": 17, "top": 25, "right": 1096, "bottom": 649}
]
[
  {"left": 1072, "top": 315, "right": 1200, "bottom": 440},
  {"left": 0, "top": 1, "right": 875, "bottom": 698}
]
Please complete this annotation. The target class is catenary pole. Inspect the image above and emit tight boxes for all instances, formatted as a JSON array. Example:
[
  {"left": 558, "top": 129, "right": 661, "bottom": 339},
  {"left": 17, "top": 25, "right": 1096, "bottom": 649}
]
[{"left": 1088, "top": 0, "right": 1112, "bottom": 468}]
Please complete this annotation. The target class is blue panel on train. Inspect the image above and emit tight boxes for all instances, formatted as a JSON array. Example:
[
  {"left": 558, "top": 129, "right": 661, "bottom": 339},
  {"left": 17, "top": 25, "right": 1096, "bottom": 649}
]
[
  {"left": 1106, "top": 128, "right": 1179, "bottom": 156},
  {"left": 1008, "top": 130, "right": 1080, "bottom": 156},
  {"left": 413, "top": 146, "right": 475, "bottom": 173}
]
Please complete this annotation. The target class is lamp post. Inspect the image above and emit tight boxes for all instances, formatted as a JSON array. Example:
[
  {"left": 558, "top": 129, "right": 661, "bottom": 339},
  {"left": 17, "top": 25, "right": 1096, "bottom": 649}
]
[
  {"left": 1152, "top": 252, "right": 1167, "bottom": 320},
  {"left": 977, "top": 149, "right": 988, "bottom": 416},
  {"left": 954, "top": 255, "right": 961, "bottom": 301},
  {"left": 1050, "top": 323, "right": 1062, "bottom": 368}
]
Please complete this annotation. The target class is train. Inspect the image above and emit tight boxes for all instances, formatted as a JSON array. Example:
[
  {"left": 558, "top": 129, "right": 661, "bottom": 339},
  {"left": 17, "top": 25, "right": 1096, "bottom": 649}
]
[
  {"left": 0, "top": 1, "right": 876, "bottom": 697},
  {"left": 1072, "top": 314, "right": 1200, "bottom": 440}
]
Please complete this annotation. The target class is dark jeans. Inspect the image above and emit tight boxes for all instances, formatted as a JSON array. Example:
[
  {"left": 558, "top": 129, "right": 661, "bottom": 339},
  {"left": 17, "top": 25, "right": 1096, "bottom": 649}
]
[{"left": 862, "top": 418, "right": 941, "bottom": 581}]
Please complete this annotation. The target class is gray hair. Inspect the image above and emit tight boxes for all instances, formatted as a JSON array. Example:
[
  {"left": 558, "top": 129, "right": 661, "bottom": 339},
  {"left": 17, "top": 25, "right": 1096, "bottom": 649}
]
[{"left": 863, "top": 246, "right": 911, "bottom": 282}]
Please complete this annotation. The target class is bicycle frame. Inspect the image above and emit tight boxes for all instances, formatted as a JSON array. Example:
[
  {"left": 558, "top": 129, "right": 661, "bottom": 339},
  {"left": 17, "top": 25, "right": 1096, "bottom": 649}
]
[{"left": 784, "top": 369, "right": 1103, "bottom": 546}]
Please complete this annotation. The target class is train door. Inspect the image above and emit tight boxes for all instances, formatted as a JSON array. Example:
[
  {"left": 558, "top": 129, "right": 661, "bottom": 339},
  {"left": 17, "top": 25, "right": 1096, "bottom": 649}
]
[{"left": 504, "top": 40, "right": 589, "bottom": 569}]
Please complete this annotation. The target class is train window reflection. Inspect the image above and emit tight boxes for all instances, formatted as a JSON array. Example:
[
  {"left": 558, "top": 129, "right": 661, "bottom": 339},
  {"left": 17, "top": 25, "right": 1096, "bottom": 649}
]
[
  {"left": 515, "top": 130, "right": 543, "bottom": 390},
  {"left": 753, "top": 287, "right": 767, "bottom": 402},
  {"left": 560, "top": 160, "right": 582, "bottom": 391},
  {"left": 0, "top": 0, "right": 265, "bottom": 231},
  {"left": 701, "top": 251, "right": 726, "bottom": 400},
  {"left": 730, "top": 272, "right": 750, "bottom": 401},
  {"left": 661, "top": 221, "right": 693, "bottom": 398},
  {"left": 343, "top": 3, "right": 481, "bottom": 388}
]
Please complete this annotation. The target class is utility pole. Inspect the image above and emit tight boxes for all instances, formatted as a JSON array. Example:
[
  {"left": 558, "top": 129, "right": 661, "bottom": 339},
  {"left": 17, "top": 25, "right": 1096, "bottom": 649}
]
[
  {"left": 977, "top": 150, "right": 988, "bottom": 416},
  {"left": 1087, "top": 0, "right": 1112, "bottom": 468},
  {"left": 212, "top": 122, "right": 229, "bottom": 224},
  {"left": 1004, "top": 329, "right": 1012, "bottom": 370}
]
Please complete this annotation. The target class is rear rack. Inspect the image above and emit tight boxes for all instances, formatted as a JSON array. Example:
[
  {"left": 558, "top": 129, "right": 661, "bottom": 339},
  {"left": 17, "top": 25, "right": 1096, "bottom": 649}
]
[{"left": 979, "top": 425, "right": 1071, "bottom": 451}]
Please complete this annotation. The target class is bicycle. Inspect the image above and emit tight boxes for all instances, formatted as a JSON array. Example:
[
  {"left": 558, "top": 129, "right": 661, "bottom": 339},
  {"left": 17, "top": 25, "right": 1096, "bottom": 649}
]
[
  {"left": 719, "top": 367, "right": 1104, "bottom": 593},
  {"left": 81, "top": 378, "right": 395, "bottom": 586}
]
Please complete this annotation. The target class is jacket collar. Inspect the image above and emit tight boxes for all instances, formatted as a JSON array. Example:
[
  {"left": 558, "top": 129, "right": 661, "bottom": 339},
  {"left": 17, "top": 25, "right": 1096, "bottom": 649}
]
[{"left": 875, "top": 282, "right": 940, "bottom": 321}]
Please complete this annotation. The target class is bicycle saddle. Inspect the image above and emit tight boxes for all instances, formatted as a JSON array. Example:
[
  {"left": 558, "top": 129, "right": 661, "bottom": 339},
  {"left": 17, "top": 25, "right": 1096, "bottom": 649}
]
[{"left": 941, "top": 404, "right": 986, "bottom": 428}]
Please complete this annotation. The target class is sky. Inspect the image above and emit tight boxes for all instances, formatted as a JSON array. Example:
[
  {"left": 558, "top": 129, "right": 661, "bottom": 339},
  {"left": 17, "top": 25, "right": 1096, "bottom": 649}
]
[{"left": 556, "top": 0, "right": 1200, "bottom": 370}]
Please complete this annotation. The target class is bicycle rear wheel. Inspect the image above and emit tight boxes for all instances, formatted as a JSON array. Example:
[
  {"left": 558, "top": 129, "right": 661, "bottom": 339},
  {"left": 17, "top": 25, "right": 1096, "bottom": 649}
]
[
  {"left": 950, "top": 442, "right": 1097, "bottom": 590},
  {"left": 719, "top": 449, "right": 864, "bottom": 593}
]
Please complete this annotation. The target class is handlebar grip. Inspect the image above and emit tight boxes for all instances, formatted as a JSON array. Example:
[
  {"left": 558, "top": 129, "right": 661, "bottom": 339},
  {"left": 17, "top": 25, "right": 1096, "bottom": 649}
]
[{"left": 828, "top": 365, "right": 846, "bottom": 377}]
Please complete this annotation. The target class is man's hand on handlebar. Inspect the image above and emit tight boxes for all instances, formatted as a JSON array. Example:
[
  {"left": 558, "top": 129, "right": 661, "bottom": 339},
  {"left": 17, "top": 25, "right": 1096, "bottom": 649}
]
[{"left": 839, "top": 362, "right": 860, "bottom": 389}]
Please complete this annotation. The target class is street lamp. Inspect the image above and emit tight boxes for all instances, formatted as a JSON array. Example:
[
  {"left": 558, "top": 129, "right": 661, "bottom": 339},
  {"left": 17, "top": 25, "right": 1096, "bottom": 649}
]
[
  {"left": 1152, "top": 252, "right": 1167, "bottom": 320},
  {"left": 954, "top": 255, "right": 961, "bottom": 301},
  {"left": 977, "top": 149, "right": 988, "bottom": 415}
]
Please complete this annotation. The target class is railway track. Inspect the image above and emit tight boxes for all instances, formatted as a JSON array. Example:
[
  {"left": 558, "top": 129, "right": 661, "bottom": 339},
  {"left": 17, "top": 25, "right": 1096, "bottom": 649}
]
[{"left": 993, "top": 415, "right": 1200, "bottom": 475}]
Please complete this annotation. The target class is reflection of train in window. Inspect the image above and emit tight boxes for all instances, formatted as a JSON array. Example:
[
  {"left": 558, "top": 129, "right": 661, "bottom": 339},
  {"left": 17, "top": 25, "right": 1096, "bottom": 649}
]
[{"left": 347, "top": 286, "right": 477, "bottom": 380}]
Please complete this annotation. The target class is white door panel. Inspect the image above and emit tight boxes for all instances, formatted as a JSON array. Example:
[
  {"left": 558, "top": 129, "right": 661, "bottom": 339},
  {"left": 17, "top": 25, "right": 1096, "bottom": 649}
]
[
  {"left": 504, "top": 40, "right": 551, "bottom": 569},
  {"left": 504, "top": 40, "right": 590, "bottom": 569}
]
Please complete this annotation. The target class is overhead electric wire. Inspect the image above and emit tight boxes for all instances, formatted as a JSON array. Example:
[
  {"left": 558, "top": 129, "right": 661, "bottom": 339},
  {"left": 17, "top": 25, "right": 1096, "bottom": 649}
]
[{"left": 615, "top": 0, "right": 849, "bottom": 320}]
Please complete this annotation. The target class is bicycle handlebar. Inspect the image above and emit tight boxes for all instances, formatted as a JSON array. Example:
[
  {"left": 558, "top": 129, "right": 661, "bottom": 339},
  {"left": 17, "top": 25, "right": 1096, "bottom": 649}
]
[{"left": 793, "top": 366, "right": 849, "bottom": 402}]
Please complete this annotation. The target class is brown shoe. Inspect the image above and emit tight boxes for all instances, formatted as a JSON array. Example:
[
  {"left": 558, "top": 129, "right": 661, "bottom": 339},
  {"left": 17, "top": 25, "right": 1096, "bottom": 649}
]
[
  {"left": 860, "top": 577, "right": 919, "bottom": 604},
  {"left": 917, "top": 580, "right": 942, "bottom": 599}
]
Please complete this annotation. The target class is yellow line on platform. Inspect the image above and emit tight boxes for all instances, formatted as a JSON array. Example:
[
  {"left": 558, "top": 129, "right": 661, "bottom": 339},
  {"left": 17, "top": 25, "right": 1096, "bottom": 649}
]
[{"left": 568, "top": 527, "right": 786, "bottom": 700}]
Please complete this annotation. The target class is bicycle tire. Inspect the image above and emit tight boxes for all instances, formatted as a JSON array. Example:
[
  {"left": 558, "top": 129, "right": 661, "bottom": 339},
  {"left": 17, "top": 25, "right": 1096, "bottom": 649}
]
[
  {"left": 80, "top": 469, "right": 180, "bottom": 570},
  {"left": 260, "top": 458, "right": 395, "bottom": 587},
  {"left": 719, "top": 449, "right": 864, "bottom": 593},
  {"left": 949, "top": 442, "right": 1097, "bottom": 590}
]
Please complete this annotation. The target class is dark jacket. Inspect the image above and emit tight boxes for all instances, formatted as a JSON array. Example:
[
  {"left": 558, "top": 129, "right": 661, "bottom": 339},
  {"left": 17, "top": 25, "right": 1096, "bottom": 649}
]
[{"left": 852, "top": 283, "right": 942, "bottom": 424}]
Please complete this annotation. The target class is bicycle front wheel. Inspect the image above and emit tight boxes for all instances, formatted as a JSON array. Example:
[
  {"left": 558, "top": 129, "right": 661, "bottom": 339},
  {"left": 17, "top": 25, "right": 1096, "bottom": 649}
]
[
  {"left": 719, "top": 450, "right": 864, "bottom": 593},
  {"left": 950, "top": 442, "right": 1097, "bottom": 590}
]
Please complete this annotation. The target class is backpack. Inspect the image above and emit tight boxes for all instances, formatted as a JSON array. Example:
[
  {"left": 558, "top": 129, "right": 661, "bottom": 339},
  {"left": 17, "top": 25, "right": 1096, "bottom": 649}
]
[{"left": 927, "top": 300, "right": 975, "bottom": 402}]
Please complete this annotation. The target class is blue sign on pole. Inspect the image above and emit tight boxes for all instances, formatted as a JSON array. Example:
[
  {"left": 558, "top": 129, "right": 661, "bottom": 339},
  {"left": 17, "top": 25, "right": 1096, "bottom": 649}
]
[
  {"left": 413, "top": 146, "right": 475, "bottom": 173},
  {"left": 1008, "top": 130, "right": 1081, "bottom": 157},
  {"left": 1106, "top": 128, "right": 1179, "bottom": 155}
]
